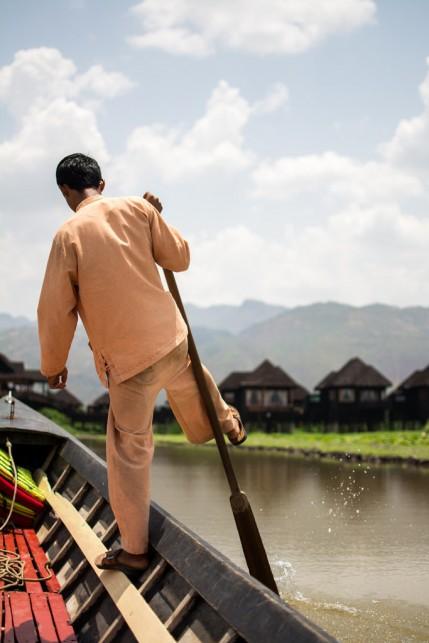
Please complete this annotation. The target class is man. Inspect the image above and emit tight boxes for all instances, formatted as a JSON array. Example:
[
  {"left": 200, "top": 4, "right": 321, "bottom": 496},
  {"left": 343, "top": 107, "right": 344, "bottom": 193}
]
[{"left": 38, "top": 153, "right": 246, "bottom": 573}]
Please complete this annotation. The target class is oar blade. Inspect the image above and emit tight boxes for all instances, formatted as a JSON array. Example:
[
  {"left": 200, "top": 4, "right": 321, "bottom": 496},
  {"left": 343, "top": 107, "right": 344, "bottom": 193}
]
[{"left": 230, "top": 491, "right": 279, "bottom": 594}]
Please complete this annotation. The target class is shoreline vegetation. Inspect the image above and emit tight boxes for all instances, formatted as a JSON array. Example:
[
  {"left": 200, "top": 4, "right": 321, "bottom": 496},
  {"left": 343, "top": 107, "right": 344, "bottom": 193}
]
[
  {"left": 41, "top": 409, "right": 429, "bottom": 467},
  {"left": 152, "top": 431, "right": 429, "bottom": 467}
]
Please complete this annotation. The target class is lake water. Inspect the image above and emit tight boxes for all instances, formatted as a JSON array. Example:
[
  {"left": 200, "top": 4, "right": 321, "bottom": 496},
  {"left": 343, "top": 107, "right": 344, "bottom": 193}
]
[{"left": 84, "top": 439, "right": 429, "bottom": 643}]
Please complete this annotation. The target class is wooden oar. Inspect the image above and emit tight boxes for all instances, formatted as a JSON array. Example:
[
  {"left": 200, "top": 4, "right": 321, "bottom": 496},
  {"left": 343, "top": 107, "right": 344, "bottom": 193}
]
[{"left": 162, "top": 268, "right": 279, "bottom": 595}]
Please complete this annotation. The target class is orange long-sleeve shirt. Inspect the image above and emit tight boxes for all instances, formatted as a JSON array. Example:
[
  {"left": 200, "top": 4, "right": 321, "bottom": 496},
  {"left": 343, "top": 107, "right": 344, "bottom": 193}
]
[{"left": 37, "top": 194, "right": 189, "bottom": 387}]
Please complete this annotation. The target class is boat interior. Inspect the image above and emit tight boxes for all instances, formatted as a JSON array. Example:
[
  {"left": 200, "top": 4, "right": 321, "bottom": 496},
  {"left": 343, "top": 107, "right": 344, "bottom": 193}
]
[{"left": 0, "top": 396, "right": 336, "bottom": 643}]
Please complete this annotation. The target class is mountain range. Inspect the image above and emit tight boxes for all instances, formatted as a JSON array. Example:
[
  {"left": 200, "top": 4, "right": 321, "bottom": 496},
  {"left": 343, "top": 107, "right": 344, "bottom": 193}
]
[
  {"left": 0, "top": 313, "right": 32, "bottom": 331},
  {"left": 1, "top": 301, "right": 428, "bottom": 404}
]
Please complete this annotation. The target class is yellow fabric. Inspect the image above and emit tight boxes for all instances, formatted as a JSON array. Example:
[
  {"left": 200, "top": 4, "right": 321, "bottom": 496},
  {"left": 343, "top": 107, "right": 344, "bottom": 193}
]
[
  {"left": 0, "top": 492, "right": 35, "bottom": 517},
  {"left": 0, "top": 449, "right": 45, "bottom": 501},
  {"left": 37, "top": 195, "right": 189, "bottom": 386}
]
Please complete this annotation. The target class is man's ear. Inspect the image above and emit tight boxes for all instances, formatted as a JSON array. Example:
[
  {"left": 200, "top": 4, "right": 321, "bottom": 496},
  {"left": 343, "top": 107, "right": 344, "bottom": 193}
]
[{"left": 99, "top": 179, "right": 105, "bottom": 193}]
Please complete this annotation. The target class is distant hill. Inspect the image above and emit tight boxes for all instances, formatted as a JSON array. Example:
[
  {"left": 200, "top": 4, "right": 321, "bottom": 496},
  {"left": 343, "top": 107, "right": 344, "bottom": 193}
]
[
  {"left": 1, "top": 301, "right": 428, "bottom": 405},
  {"left": 186, "top": 299, "right": 285, "bottom": 333},
  {"left": 0, "top": 323, "right": 103, "bottom": 404},
  {"left": 239, "top": 302, "right": 429, "bottom": 389},
  {"left": 0, "top": 313, "right": 32, "bottom": 331}
]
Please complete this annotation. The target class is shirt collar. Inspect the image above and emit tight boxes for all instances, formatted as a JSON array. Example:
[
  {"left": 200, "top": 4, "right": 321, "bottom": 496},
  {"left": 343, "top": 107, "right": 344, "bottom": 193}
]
[{"left": 76, "top": 194, "right": 104, "bottom": 212}]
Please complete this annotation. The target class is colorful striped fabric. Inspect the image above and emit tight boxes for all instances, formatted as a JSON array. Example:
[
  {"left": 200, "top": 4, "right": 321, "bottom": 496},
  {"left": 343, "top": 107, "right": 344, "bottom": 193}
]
[
  {"left": 0, "top": 448, "right": 46, "bottom": 528},
  {"left": 0, "top": 449, "right": 45, "bottom": 502}
]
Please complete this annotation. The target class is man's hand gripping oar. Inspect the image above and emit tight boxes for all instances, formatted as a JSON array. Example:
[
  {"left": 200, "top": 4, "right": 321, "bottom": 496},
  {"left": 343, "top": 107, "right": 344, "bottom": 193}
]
[
  {"left": 47, "top": 367, "right": 68, "bottom": 389},
  {"left": 143, "top": 192, "right": 279, "bottom": 595}
]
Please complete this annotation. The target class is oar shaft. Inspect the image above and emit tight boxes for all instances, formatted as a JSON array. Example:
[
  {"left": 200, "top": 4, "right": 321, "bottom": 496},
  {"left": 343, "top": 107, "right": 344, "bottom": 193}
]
[
  {"left": 163, "top": 270, "right": 240, "bottom": 493},
  {"left": 163, "top": 269, "right": 279, "bottom": 595}
]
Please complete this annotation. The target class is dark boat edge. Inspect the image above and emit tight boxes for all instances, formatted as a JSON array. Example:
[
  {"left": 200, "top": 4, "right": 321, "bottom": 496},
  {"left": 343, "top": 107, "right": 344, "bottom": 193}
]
[{"left": 0, "top": 396, "right": 337, "bottom": 643}]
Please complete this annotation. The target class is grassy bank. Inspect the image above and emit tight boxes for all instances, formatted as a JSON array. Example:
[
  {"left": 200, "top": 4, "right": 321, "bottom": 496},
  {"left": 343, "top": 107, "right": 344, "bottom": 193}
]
[
  {"left": 40, "top": 409, "right": 429, "bottom": 462},
  {"left": 153, "top": 429, "right": 429, "bottom": 461}
]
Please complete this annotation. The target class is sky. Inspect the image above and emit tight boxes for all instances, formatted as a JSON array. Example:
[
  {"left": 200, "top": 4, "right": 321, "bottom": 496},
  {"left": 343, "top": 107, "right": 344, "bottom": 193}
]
[{"left": 1, "top": 0, "right": 428, "bottom": 318}]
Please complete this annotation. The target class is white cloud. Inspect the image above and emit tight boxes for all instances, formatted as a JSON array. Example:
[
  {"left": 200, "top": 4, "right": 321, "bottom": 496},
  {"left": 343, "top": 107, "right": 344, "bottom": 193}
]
[
  {"left": 111, "top": 80, "right": 290, "bottom": 192},
  {"left": 382, "top": 57, "right": 429, "bottom": 178},
  {"left": 0, "top": 234, "right": 51, "bottom": 317},
  {"left": 73, "top": 64, "right": 134, "bottom": 102},
  {"left": 0, "top": 98, "right": 108, "bottom": 216},
  {"left": 0, "top": 49, "right": 125, "bottom": 219},
  {"left": 242, "top": 60, "right": 429, "bottom": 309},
  {"left": 1, "top": 100, "right": 107, "bottom": 169},
  {"left": 251, "top": 57, "right": 429, "bottom": 205},
  {"left": 1, "top": 43, "right": 429, "bottom": 318},
  {"left": 252, "top": 151, "right": 423, "bottom": 203},
  {"left": 252, "top": 83, "right": 289, "bottom": 115},
  {"left": 128, "top": 0, "right": 376, "bottom": 56},
  {"left": 111, "top": 80, "right": 256, "bottom": 188},
  {"left": 0, "top": 48, "right": 133, "bottom": 117},
  {"left": 0, "top": 48, "right": 132, "bottom": 315},
  {"left": 180, "top": 202, "right": 429, "bottom": 308},
  {"left": 0, "top": 59, "right": 289, "bottom": 318},
  {"left": 129, "top": 27, "right": 211, "bottom": 56}
]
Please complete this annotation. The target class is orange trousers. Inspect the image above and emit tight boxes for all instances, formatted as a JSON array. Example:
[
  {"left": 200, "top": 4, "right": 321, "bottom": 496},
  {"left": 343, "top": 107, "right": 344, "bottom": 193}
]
[{"left": 106, "top": 338, "right": 237, "bottom": 554}]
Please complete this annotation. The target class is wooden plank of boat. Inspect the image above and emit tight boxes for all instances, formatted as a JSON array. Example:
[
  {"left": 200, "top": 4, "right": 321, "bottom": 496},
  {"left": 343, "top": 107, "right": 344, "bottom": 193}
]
[
  {"left": 9, "top": 592, "right": 39, "bottom": 642},
  {"left": 23, "top": 528, "right": 61, "bottom": 593},
  {"left": 14, "top": 529, "right": 42, "bottom": 593},
  {"left": 3, "top": 591, "right": 15, "bottom": 643},
  {"left": 37, "top": 471, "right": 175, "bottom": 643},
  {"left": 46, "top": 594, "right": 78, "bottom": 643},
  {"left": 98, "top": 559, "right": 169, "bottom": 643},
  {"left": 30, "top": 593, "right": 62, "bottom": 642}
]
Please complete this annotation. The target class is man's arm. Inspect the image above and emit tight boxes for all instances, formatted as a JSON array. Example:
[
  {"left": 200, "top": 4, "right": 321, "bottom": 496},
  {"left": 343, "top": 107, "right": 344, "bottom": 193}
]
[
  {"left": 37, "top": 229, "right": 78, "bottom": 388},
  {"left": 143, "top": 193, "right": 190, "bottom": 272}
]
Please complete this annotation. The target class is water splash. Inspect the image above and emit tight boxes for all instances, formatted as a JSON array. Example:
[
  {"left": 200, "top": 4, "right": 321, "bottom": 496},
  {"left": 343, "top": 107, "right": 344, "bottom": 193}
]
[
  {"left": 273, "top": 559, "right": 359, "bottom": 617},
  {"left": 273, "top": 558, "right": 299, "bottom": 592},
  {"left": 318, "top": 463, "right": 374, "bottom": 534}
]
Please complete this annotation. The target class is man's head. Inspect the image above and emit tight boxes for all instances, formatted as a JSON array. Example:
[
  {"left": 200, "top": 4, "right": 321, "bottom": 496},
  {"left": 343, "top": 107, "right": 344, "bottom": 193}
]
[{"left": 56, "top": 153, "right": 105, "bottom": 211}]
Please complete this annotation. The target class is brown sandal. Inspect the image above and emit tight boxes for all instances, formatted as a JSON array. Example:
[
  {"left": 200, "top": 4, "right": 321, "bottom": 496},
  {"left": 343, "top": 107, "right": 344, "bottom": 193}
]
[
  {"left": 94, "top": 548, "right": 150, "bottom": 575},
  {"left": 226, "top": 406, "right": 247, "bottom": 446}
]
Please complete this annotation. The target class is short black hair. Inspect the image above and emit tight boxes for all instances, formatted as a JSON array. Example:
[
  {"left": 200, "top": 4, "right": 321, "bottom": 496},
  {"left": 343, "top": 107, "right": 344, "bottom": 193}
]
[{"left": 56, "top": 153, "right": 102, "bottom": 190}]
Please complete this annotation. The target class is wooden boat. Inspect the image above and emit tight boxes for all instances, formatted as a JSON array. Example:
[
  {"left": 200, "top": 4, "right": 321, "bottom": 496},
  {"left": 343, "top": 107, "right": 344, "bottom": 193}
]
[{"left": 0, "top": 396, "right": 337, "bottom": 642}]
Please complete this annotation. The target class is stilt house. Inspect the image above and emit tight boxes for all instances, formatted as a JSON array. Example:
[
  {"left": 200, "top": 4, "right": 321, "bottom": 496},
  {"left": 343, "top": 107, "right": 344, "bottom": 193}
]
[
  {"left": 390, "top": 365, "right": 429, "bottom": 424},
  {"left": 315, "top": 357, "right": 391, "bottom": 426},
  {"left": 87, "top": 392, "right": 110, "bottom": 418},
  {"left": 219, "top": 359, "right": 308, "bottom": 428},
  {"left": 53, "top": 389, "right": 83, "bottom": 413},
  {"left": 0, "top": 353, "right": 50, "bottom": 409}
]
